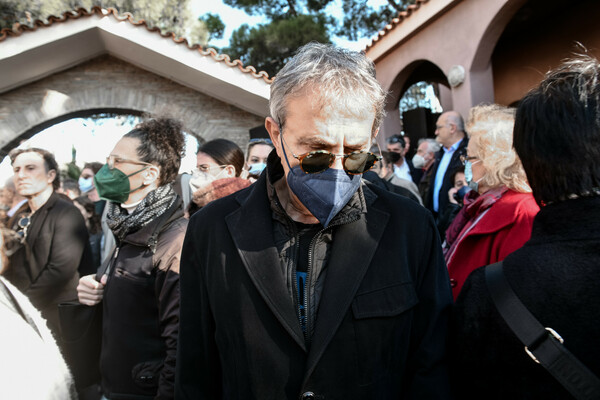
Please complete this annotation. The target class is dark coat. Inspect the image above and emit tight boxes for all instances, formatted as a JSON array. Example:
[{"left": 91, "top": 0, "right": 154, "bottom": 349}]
[
  {"left": 101, "top": 197, "right": 187, "bottom": 400},
  {"left": 449, "top": 196, "right": 600, "bottom": 398},
  {"left": 4, "top": 192, "right": 93, "bottom": 333},
  {"left": 176, "top": 170, "right": 453, "bottom": 400},
  {"left": 423, "top": 138, "right": 468, "bottom": 217}
]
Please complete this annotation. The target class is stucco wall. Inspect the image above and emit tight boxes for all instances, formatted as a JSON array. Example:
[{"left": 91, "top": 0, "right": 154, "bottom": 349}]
[
  {"left": 0, "top": 55, "right": 265, "bottom": 151},
  {"left": 492, "top": 1, "right": 600, "bottom": 106}
]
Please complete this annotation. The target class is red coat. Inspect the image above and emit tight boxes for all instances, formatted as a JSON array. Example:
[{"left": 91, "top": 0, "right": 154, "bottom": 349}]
[{"left": 446, "top": 189, "right": 539, "bottom": 299}]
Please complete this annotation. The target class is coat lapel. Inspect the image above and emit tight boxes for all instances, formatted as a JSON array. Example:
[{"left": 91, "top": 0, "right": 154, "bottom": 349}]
[
  {"left": 304, "top": 201, "right": 389, "bottom": 381},
  {"left": 225, "top": 177, "right": 307, "bottom": 351}
]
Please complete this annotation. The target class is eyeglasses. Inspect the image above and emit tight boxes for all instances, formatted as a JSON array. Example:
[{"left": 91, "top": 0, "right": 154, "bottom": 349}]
[
  {"left": 106, "top": 155, "right": 153, "bottom": 170},
  {"left": 460, "top": 155, "right": 478, "bottom": 165},
  {"left": 280, "top": 132, "right": 381, "bottom": 175}
]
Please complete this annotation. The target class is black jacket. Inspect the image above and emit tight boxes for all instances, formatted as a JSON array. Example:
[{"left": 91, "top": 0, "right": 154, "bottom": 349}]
[
  {"left": 449, "top": 196, "right": 600, "bottom": 398},
  {"left": 424, "top": 138, "right": 468, "bottom": 217},
  {"left": 101, "top": 197, "right": 187, "bottom": 400},
  {"left": 176, "top": 158, "right": 453, "bottom": 400},
  {"left": 4, "top": 192, "right": 93, "bottom": 333}
]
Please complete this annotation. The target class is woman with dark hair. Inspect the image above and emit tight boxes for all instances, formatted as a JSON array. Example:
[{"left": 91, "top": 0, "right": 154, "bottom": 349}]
[
  {"left": 77, "top": 117, "right": 188, "bottom": 400},
  {"left": 245, "top": 138, "right": 274, "bottom": 180},
  {"left": 187, "top": 138, "right": 250, "bottom": 216},
  {"left": 450, "top": 54, "right": 600, "bottom": 399}
]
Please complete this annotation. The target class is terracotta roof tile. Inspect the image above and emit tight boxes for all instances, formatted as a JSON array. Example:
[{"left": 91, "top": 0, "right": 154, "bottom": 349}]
[
  {"left": 365, "top": 0, "right": 429, "bottom": 51},
  {"left": 0, "top": 6, "right": 273, "bottom": 83}
]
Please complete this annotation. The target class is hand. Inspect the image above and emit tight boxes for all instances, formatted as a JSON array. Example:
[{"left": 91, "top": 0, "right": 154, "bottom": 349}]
[
  {"left": 77, "top": 274, "right": 107, "bottom": 306},
  {"left": 448, "top": 187, "right": 459, "bottom": 204}
]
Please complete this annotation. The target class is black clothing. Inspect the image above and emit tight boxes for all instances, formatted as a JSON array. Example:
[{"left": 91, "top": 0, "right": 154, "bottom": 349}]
[
  {"left": 176, "top": 153, "right": 452, "bottom": 399},
  {"left": 423, "top": 138, "right": 468, "bottom": 218},
  {"left": 101, "top": 197, "right": 186, "bottom": 400},
  {"left": 449, "top": 196, "right": 600, "bottom": 398},
  {"left": 362, "top": 171, "right": 421, "bottom": 204},
  {"left": 4, "top": 192, "right": 92, "bottom": 333}
]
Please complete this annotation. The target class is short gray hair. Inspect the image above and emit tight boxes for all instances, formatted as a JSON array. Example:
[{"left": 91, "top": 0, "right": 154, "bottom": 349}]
[
  {"left": 270, "top": 42, "right": 387, "bottom": 134},
  {"left": 418, "top": 138, "right": 441, "bottom": 153}
]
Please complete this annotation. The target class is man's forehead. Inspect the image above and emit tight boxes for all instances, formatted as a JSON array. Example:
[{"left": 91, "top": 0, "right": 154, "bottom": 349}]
[{"left": 13, "top": 151, "right": 45, "bottom": 165}]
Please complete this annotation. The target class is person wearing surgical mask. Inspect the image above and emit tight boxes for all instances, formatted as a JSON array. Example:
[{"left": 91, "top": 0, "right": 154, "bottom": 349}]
[
  {"left": 244, "top": 138, "right": 275, "bottom": 182},
  {"left": 77, "top": 117, "right": 187, "bottom": 400},
  {"left": 442, "top": 104, "right": 539, "bottom": 300},
  {"left": 187, "top": 139, "right": 250, "bottom": 217}
]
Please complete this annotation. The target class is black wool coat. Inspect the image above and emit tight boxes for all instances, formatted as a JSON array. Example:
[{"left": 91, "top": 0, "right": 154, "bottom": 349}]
[
  {"left": 449, "top": 196, "right": 600, "bottom": 399},
  {"left": 176, "top": 169, "right": 453, "bottom": 400}
]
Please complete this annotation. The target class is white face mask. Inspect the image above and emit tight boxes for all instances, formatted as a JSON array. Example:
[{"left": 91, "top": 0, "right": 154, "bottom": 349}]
[
  {"left": 189, "top": 167, "right": 228, "bottom": 193},
  {"left": 412, "top": 154, "right": 426, "bottom": 169}
]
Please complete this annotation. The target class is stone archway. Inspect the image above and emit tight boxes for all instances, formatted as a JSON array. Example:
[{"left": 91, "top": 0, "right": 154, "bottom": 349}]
[{"left": 0, "top": 55, "right": 264, "bottom": 154}]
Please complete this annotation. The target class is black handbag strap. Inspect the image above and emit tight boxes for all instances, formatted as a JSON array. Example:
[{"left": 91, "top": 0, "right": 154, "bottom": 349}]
[
  {"left": 0, "top": 278, "right": 42, "bottom": 338},
  {"left": 485, "top": 261, "right": 600, "bottom": 400}
]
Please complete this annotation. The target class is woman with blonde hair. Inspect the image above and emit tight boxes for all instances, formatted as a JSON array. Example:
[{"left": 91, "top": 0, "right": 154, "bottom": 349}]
[{"left": 443, "top": 104, "right": 539, "bottom": 299}]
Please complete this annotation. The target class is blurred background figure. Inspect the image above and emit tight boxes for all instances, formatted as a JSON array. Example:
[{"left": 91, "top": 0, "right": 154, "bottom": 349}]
[
  {"left": 79, "top": 162, "right": 104, "bottom": 215},
  {"left": 443, "top": 104, "right": 538, "bottom": 299},
  {"left": 245, "top": 138, "right": 274, "bottom": 181},
  {"left": 450, "top": 53, "right": 600, "bottom": 399},
  {"left": 386, "top": 134, "right": 420, "bottom": 184},
  {"left": 73, "top": 196, "right": 103, "bottom": 271},
  {"left": 366, "top": 151, "right": 422, "bottom": 204},
  {"left": 59, "top": 178, "right": 81, "bottom": 200},
  {"left": 188, "top": 138, "right": 250, "bottom": 216},
  {"left": 0, "top": 230, "right": 77, "bottom": 399},
  {"left": 437, "top": 166, "right": 470, "bottom": 242},
  {"left": 413, "top": 138, "right": 441, "bottom": 197},
  {"left": 0, "top": 177, "right": 27, "bottom": 227}
]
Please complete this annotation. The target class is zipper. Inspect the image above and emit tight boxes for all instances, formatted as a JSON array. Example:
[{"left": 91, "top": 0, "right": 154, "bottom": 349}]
[{"left": 304, "top": 216, "right": 358, "bottom": 346}]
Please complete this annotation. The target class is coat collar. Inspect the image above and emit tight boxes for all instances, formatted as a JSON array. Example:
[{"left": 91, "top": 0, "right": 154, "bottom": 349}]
[
  {"left": 226, "top": 154, "right": 389, "bottom": 359},
  {"left": 25, "top": 191, "right": 61, "bottom": 250}
]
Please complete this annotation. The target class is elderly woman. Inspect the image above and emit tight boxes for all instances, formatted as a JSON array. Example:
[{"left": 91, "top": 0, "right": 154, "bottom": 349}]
[
  {"left": 77, "top": 118, "right": 188, "bottom": 400},
  {"left": 443, "top": 104, "right": 539, "bottom": 299}
]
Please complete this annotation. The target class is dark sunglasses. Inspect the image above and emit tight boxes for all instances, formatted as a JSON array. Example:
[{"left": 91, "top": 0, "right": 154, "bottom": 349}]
[
  {"left": 280, "top": 132, "right": 381, "bottom": 175},
  {"left": 17, "top": 214, "right": 32, "bottom": 241}
]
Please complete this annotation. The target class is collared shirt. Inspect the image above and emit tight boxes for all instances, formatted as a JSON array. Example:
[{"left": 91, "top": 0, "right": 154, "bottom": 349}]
[
  {"left": 433, "top": 139, "right": 463, "bottom": 212},
  {"left": 393, "top": 159, "right": 412, "bottom": 182}
]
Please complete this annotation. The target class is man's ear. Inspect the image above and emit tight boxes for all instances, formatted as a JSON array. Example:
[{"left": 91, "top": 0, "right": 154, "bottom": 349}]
[
  {"left": 47, "top": 169, "right": 57, "bottom": 185},
  {"left": 143, "top": 165, "right": 160, "bottom": 185},
  {"left": 265, "top": 117, "right": 284, "bottom": 159}
]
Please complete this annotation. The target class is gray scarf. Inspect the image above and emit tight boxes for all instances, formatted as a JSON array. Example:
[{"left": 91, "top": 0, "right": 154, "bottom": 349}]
[{"left": 106, "top": 184, "right": 177, "bottom": 241}]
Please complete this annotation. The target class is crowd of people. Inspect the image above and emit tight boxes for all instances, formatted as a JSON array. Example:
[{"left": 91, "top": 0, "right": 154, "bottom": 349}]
[{"left": 0, "top": 42, "right": 599, "bottom": 400}]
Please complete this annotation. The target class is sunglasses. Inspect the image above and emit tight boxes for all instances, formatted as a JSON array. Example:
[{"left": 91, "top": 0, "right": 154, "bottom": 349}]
[
  {"left": 17, "top": 214, "right": 32, "bottom": 242},
  {"left": 280, "top": 131, "right": 381, "bottom": 175}
]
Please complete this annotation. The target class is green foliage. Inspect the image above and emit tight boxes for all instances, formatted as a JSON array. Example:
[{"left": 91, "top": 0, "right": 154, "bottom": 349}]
[
  {"left": 225, "top": 13, "right": 330, "bottom": 77},
  {"left": 220, "top": 0, "right": 416, "bottom": 77},
  {"left": 200, "top": 13, "right": 225, "bottom": 41},
  {"left": 0, "top": 0, "right": 209, "bottom": 45}
]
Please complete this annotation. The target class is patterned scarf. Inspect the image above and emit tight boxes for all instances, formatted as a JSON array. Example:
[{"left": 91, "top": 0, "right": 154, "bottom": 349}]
[
  {"left": 444, "top": 185, "right": 508, "bottom": 260},
  {"left": 106, "top": 184, "right": 177, "bottom": 241}
]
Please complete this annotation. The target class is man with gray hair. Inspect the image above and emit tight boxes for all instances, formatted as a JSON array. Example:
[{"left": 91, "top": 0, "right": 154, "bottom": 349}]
[
  {"left": 414, "top": 138, "right": 441, "bottom": 197},
  {"left": 424, "top": 111, "right": 468, "bottom": 221},
  {"left": 177, "top": 43, "right": 452, "bottom": 399}
]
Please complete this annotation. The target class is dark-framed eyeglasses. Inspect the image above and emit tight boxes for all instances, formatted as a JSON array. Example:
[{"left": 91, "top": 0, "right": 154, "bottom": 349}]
[
  {"left": 280, "top": 131, "right": 381, "bottom": 175},
  {"left": 106, "top": 155, "right": 153, "bottom": 170},
  {"left": 460, "top": 155, "right": 478, "bottom": 165}
]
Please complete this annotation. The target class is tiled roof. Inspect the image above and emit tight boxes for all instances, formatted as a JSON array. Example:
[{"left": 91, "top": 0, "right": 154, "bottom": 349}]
[
  {"left": 365, "top": 0, "right": 429, "bottom": 51},
  {"left": 0, "top": 6, "right": 273, "bottom": 83}
]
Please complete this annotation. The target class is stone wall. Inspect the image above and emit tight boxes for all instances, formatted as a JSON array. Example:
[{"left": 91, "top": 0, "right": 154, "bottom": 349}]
[{"left": 0, "top": 55, "right": 266, "bottom": 152}]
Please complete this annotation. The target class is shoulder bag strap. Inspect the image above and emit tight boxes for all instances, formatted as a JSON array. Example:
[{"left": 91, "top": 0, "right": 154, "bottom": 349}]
[{"left": 485, "top": 261, "right": 600, "bottom": 400}]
